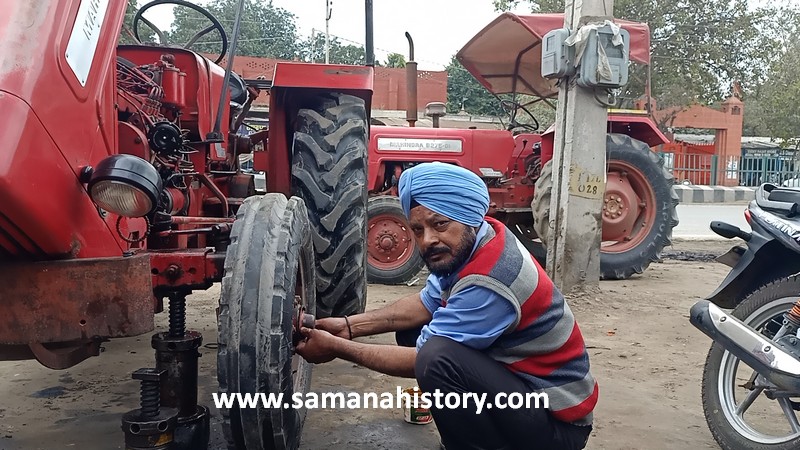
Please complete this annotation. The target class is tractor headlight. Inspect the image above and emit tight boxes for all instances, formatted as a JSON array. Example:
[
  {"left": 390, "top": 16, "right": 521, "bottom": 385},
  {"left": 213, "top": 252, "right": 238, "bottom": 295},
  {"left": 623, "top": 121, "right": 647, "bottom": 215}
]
[{"left": 88, "top": 155, "right": 162, "bottom": 217}]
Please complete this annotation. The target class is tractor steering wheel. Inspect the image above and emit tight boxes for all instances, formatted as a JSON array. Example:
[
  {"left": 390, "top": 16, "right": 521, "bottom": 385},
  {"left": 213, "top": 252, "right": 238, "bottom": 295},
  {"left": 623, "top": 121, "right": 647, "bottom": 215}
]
[
  {"left": 133, "top": 0, "right": 229, "bottom": 65},
  {"left": 500, "top": 99, "right": 540, "bottom": 133}
]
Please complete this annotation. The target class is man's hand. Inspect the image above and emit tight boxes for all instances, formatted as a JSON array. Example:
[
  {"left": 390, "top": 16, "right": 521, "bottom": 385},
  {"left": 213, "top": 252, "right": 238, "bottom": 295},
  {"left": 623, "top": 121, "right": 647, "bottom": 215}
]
[
  {"left": 314, "top": 317, "right": 351, "bottom": 339},
  {"left": 311, "top": 293, "right": 432, "bottom": 340},
  {"left": 295, "top": 328, "right": 339, "bottom": 364}
]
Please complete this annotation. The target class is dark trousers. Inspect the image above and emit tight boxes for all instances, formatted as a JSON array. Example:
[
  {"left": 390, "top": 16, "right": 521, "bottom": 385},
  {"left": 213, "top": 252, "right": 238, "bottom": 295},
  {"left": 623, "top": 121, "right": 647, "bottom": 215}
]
[{"left": 396, "top": 329, "right": 592, "bottom": 450}]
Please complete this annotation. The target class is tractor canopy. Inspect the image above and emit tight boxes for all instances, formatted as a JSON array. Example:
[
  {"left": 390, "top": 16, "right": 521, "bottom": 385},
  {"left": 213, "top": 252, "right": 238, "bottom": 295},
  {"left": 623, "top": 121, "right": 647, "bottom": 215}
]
[{"left": 457, "top": 13, "right": 651, "bottom": 99}]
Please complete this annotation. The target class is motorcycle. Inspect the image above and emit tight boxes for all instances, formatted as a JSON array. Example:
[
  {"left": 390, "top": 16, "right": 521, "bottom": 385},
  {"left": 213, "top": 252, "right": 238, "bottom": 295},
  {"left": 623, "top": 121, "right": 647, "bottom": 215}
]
[{"left": 691, "top": 183, "right": 800, "bottom": 449}]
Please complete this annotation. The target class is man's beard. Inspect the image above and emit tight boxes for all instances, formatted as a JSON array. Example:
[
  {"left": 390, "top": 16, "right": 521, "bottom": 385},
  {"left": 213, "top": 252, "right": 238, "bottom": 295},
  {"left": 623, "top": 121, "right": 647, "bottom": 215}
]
[{"left": 422, "top": 228, "right": 477, "bottom": 277}]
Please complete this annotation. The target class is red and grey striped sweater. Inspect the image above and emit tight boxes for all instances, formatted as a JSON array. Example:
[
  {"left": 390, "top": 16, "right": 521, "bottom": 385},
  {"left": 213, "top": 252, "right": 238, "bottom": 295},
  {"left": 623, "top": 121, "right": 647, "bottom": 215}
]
[{"left": 447, "top": 217, "right": 598, "bottom": 425}]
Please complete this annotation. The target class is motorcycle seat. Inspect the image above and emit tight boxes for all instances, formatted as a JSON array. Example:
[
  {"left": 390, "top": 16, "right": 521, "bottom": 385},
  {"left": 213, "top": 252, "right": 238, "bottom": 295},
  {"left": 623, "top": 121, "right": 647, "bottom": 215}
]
[{"left": 756, "top": 183, "right": 800, "bottom": 216}]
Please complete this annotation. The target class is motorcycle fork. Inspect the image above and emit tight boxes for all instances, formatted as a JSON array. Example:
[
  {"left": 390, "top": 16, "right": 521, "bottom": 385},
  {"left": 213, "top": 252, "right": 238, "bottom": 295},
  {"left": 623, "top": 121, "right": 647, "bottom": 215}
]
[
  {"left": 744, "top": 299, "right": 800, "bottom": 394},
  {"left": 775, "top": 299, "right": 800, "bottom": 341}
]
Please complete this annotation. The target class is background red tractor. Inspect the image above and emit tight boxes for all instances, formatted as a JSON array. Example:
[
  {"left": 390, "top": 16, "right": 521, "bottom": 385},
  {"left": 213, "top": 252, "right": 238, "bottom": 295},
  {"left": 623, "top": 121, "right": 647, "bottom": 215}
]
[
  {"left": 0, "top": 0, "right": 374, "bottom": 448},
  {"left": 365, "top": 13, "right": 679, "bottom": 284}
]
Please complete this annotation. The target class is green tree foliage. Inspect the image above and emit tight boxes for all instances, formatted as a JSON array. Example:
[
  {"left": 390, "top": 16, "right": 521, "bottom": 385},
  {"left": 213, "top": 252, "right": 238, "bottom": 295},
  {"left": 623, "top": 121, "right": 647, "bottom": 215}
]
[
  {"left": 166, "top": 0, "right": 300, "bottom": 59},
  {"left": 118, "top": 0, "right": 138, "bottom": 45},
  {"left": 493, "top": 0, "right": 800, "bottom": 137},
  {"left": 445, "top": 56, "right": 555, "bottom": 129},
  {"left": 445, "top": 55, "right": 555, "bottom": 129},
  {"left": 743, "top": 11, "right": 800, "bottom": 143},
  {"left": 299, "top": 33, "right": 367, "bottom": 65},
  {"left": 445, "top": 55, "right": 502, "bottom": 116},
  {"left": 385, "top": 53, "right": 407, "bottom": 68},
  {"left": 495, "top": 0, "right": 792, "bottom": 109},
  {"left": 119, "top": 0, "right": 155, "bottom": 45}
]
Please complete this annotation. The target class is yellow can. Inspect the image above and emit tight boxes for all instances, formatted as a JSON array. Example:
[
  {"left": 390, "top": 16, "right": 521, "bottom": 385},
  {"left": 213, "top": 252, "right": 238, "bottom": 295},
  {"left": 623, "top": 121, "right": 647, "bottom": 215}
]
[{"left": 402, "top": 387, "right": 433, "bottom": 425}]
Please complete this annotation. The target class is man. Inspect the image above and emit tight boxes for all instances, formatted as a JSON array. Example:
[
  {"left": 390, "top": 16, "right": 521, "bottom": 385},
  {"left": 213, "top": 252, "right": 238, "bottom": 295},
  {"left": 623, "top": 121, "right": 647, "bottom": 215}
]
[{"left": 296, "top": 162, "right": 597, "bottom": 450}]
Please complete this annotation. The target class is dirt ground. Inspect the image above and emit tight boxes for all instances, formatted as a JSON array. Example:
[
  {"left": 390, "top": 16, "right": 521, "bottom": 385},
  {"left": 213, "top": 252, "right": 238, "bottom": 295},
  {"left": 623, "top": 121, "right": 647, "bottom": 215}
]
[{"left": 0, "top": 239, "right": 736, "bottom": 450}]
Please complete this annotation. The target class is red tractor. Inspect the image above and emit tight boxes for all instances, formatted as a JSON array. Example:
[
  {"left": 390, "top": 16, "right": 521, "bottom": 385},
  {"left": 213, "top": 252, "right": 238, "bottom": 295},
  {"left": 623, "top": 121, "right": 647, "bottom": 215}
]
[
  {"left": 0, "top": 0, "right": 373, "bottom": 448},
  {"left": 365, "top": 13, "right": 679, "bottom": 284}
]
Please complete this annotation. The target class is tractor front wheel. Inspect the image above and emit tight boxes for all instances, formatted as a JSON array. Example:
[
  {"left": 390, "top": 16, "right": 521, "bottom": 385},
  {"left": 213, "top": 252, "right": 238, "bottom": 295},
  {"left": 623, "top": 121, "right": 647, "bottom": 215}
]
[
  {"left": 366, "top": 196, "right": 425, "bottom": 284},
  {"left": 217, "top": 194, "right": 315, "bottom": 450}
]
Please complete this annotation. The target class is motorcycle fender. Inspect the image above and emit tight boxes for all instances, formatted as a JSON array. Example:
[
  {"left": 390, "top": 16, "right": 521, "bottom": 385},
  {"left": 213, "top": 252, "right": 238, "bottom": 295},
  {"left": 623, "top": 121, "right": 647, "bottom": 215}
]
[
  {"left": 705, "top": 230, "right": 774, "bottom": 309},
  {"left": 715, "top": 245, "right": 746, "bottom": 268}
]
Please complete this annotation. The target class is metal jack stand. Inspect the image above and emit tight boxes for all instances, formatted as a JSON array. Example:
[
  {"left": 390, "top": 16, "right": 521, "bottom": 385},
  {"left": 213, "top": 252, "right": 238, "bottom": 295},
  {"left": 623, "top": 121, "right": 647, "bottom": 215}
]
[
  {"left": 121, "top": 369, "right": 178, "bottom": 450},
  {"left": 151, "top": 291, "right": 210, "bottom": 449}
]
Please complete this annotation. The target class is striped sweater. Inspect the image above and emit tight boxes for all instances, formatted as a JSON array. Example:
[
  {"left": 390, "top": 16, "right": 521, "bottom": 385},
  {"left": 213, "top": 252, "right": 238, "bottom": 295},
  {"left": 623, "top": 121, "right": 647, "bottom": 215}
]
[{"left": 447, "top": 217, "right": 598, "bottom": 425}]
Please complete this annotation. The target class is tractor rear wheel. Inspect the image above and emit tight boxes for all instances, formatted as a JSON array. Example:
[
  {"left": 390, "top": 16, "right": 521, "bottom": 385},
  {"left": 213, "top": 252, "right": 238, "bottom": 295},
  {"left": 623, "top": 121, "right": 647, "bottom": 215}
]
[
  {"left": 532, "top": 133, "right": 679, "bottom": 279},
  {"left": 366, "top": 196, "right": 425, "bottom": 284},
  {"left": 217, "top": 194, "right": 315, "bottom": 450},
  {"left": 291, "top": 93, "right": 368, "bottom": 317}
]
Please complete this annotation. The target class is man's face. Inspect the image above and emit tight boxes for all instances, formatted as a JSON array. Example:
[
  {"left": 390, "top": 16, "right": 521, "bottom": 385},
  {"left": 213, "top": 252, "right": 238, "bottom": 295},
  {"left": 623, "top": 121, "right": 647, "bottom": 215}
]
[{"left": 408, "top": 205, "right": 477, "bottom": 277}]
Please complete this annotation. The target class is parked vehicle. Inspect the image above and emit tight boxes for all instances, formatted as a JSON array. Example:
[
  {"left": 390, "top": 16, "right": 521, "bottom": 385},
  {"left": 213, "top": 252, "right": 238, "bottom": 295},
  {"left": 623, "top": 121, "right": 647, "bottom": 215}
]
[
  {"left": 691, "top": 183, "right": 800, "bottom": 449},
  {"left": 0, "top": 0, "right": 374, "bottom": 448},
  {"left": 366, "top": 13, "right": 679, "bottom": 284},
  {"left": 782, "top": 176, "right": 800, "bottom": 187}
]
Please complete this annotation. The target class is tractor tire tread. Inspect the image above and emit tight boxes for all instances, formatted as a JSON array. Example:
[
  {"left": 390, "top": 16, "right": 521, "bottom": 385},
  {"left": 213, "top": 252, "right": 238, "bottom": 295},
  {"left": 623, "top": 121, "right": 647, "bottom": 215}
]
[
  {"left": 292, "top": 93, "right": 368, "bottom": 318},
  {"left": 531, "top": 133, "right": 679, "bottom": 280}
]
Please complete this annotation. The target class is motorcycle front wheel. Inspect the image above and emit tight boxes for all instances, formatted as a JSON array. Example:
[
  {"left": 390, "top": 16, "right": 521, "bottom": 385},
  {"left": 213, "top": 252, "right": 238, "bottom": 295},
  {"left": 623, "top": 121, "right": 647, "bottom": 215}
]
[{"left": 702, "top": 275, "right": 800, "bottom": 450}]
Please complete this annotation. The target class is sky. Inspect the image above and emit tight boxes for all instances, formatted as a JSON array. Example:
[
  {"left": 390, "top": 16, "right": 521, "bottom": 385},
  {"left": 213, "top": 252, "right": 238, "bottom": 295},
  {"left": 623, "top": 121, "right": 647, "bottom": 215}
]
[
  {"left": 144, "top": 0, "right": 532, "bottom": 71},
  {"left": 142, "top": 0, "right": 792, "bottom": 71},
  {"left": 268, "top": 0, "right": 531, "bottom": 70}
]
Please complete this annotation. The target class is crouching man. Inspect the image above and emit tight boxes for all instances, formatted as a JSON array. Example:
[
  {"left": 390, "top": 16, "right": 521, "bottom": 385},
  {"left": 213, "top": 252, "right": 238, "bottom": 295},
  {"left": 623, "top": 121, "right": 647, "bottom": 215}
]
[{"left": 295, "top": 162, "right": 597, "bottom": 450}]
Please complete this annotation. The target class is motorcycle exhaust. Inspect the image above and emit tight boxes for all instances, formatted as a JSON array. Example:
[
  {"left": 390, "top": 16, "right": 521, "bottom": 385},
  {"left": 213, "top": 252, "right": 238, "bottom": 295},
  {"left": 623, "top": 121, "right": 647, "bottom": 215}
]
[{"left": 690, "top": 300, "right": 800, "bottom": 391}]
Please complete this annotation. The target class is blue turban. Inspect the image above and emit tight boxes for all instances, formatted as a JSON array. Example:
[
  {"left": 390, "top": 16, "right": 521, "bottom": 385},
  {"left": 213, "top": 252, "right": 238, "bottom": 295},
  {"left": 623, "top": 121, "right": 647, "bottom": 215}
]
[{"left": 398, "top": 162, "right": 490, "bottom": 227}]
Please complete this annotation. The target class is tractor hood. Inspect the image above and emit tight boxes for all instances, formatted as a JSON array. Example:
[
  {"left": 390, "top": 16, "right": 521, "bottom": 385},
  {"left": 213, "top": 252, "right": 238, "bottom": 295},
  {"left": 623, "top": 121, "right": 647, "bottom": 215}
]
[{"left": 456, "top": 13, "right": 651, "bottom": 98}]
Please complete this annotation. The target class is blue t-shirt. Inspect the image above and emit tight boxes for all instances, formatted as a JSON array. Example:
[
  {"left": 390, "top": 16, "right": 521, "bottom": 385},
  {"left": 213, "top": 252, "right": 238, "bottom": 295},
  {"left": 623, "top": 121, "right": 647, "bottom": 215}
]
[{"left": 416, "top": 221, "right": 516, "bottom": 351}]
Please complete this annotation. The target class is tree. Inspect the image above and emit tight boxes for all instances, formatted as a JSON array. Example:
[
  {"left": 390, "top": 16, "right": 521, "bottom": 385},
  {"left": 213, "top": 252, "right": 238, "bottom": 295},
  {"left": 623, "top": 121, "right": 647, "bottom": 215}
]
[
  {"left": 445, "top": 55, "right": 555, "bottom": 129},
  {"left": 119, "top": 0, "right": 155, "bottom": 45},
  {"left": 299, "top": 32, "right": 367, "bottom": 65},
  {"left": 445, "top": 55, "right": 502, "bottom": 116},
  {"left": 742, "top": 7, "right": 800, "bottom": 141},
  {"left": 385, "top": 53, "right": 406, "bottom": 68},
  {"left": 167, "top": 0, "right": 300, "bottom": 59},
  {"left": 494, "top": 0, "right": 794, "bottom": 111}
]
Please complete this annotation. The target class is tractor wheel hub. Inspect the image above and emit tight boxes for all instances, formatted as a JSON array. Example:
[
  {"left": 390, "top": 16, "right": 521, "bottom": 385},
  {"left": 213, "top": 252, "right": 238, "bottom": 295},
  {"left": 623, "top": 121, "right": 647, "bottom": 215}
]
[
  {"left": 603, "top": 195, "right": 625, "bottom": 219},
  {"left": 379, "top": 235, "right": 396, "bottom": 251}
]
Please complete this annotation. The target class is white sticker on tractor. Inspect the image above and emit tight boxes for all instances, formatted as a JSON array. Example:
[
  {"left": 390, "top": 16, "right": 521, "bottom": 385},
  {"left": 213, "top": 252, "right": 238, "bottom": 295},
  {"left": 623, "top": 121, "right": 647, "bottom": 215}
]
[
  {"left": 65, "top": 0, "right": 110, "bottom": 86},
  {"left": 377, "top": 138, "right": 462, "bottom": 153}
]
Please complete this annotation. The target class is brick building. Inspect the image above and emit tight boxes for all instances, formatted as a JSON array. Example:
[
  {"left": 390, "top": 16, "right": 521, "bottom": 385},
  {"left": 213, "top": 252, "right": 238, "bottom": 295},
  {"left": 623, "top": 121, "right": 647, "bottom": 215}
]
[{"left": 217, "top": 55, "right": 448, "bottom": 114}]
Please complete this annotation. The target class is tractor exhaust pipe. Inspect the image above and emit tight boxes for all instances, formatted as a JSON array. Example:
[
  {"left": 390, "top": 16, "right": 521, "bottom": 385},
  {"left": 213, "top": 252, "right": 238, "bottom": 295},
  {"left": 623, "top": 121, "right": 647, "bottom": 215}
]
[
  {"left": 365, "top": 0, "right": 374, "bottom": 67},
  {"left": 690, "top": 300, "right": 800, "bottom": 391},
  {"left": 405, "top": 32, "right": 417, "bottom": 127}
]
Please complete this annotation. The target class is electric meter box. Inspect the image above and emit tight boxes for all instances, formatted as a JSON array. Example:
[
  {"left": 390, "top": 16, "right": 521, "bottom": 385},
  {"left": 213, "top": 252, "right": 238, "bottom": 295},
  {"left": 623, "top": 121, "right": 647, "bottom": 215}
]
[
  {"left": 576, "top": 26, "right": 630, "bottom": 88},
  {"left": 541, "top": 28, "right": 574, "bottom": 79}
]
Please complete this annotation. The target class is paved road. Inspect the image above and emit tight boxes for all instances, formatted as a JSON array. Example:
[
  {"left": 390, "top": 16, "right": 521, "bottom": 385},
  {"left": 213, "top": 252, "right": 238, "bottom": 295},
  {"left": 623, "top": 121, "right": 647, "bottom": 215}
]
[{"left": 673, "top": 203, "right": 750, "bottom": 239}]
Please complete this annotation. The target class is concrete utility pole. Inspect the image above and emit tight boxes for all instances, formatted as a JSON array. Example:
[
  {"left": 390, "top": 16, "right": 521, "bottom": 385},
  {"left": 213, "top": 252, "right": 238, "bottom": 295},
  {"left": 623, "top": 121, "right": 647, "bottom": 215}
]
[
  {"left": 546, "top": 0, "right": 614, "bottom": 293},
  {"left": 325, "top": 0, "right": 332, "bottom": 64}
]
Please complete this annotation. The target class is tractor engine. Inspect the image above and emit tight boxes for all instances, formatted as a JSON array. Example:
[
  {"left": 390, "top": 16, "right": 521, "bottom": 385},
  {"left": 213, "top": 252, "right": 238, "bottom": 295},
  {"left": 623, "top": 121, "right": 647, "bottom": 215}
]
[
  {"left": 116, "top": 55, "right": 194, "bottom": 229},
  {"left": 108, "top": 50, "right": 258, "bottom": 254}
]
